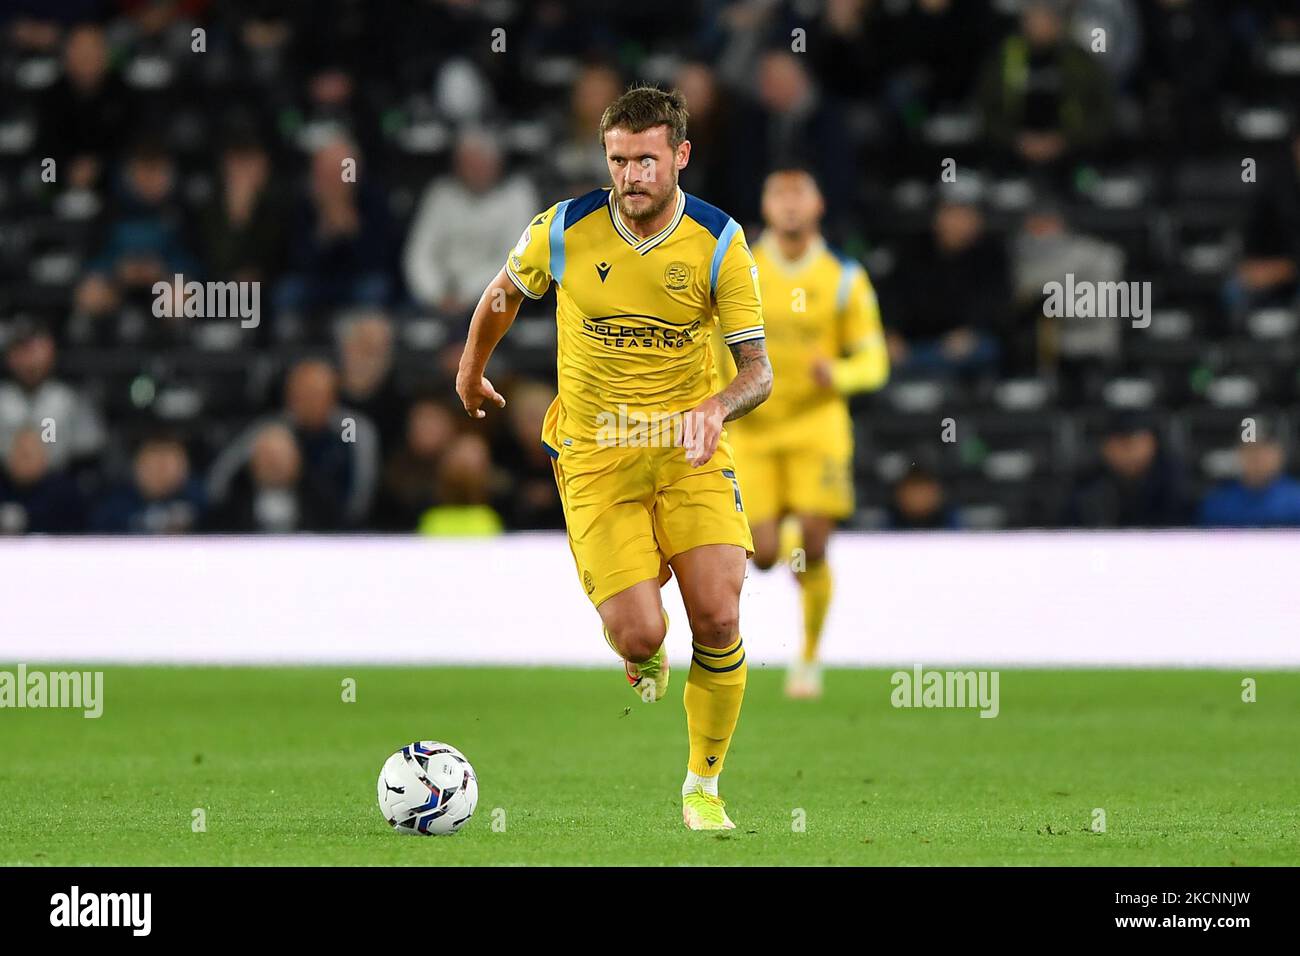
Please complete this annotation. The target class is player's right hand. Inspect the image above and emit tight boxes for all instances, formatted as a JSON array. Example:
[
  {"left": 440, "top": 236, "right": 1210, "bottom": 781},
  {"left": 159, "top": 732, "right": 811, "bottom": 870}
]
[{"left": 456, "top": 373, "right": 506, "bottom": 419}]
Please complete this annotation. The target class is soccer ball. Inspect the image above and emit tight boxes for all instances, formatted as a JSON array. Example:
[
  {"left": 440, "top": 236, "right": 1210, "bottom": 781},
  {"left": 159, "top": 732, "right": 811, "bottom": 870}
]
[{"left": 377, "top": 741, "right": 479, "bottom": 835}]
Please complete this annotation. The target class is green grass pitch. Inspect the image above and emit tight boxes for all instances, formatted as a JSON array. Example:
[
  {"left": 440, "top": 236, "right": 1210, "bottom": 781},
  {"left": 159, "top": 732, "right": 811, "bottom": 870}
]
[{"left": 1, "top": 665, "right": 1296, "bottom": 865}]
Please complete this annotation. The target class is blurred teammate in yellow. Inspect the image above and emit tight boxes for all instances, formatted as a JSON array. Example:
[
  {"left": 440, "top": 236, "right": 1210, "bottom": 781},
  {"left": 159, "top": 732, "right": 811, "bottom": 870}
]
[{"left": 715, "top": 168, "right": 889, "bottom": 698}]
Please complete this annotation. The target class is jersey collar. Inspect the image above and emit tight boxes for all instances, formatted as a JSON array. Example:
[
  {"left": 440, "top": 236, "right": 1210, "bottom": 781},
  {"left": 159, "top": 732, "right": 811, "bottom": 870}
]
[
  {"left": 758, "top": 231, "right": 826, "bottom": 276},
  {"left": 608, "top": 187, "right": 686, "bottom": 255}
]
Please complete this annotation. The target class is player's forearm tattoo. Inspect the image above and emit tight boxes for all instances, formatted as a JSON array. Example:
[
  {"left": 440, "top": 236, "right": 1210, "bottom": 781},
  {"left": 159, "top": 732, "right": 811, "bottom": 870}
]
[{"left": 719, "top": 339, "right": 773, "bottom": 421}]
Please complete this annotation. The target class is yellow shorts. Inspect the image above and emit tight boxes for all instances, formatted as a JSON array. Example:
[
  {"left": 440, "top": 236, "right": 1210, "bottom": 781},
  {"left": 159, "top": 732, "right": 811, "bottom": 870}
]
[
  {"left": 726, "top": 402, "right": 855, "bottom": 526},
  {"left": 544, "top": 404, "right": 754, "bottom": 609}
]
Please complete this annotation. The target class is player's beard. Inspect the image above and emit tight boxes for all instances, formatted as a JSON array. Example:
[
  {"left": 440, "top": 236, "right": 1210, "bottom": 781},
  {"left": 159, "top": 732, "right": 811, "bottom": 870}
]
[{"left": 616, "top": 172, "right": 677, "bottom": 223}]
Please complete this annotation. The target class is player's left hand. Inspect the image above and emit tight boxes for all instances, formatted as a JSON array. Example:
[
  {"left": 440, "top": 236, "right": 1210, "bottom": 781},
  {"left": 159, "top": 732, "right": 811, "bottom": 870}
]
[{"left": 681, "top": 397, "right": 726, "bottom": 468}]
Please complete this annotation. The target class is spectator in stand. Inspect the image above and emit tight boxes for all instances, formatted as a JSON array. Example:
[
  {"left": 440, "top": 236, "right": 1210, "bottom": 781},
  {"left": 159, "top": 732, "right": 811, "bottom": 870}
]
[
  {"left": 887, "top": 462, "right": 956, "bottom": 530},
  {"left": 550, "top": 61, "right": 623, "bottom": 192},
  {"left": 91, "top": 433, "right": 205, "bottom": 533},
  {"left": 807, "top": 0, "right": 886, "bottom": 105},
  {"left": 0, "top": 319, "right": 105, "bottom": 472},
  {"left": 74, "top": 138, "right": 201, "bottom": 321},
  {"left": 276, "top": 135, "right": 395, "bottom": 318},
  {"left": 885, "top": 194, "right": 1007, "bottom": 376},
  {"left": 0, "top": 428, "right": 85, "bottom": 534},
  {"left": 286, "top": 3, "right": 393, "bottom": 157},
  {"left": 695, "top": 0, "right": 787, "bottom": 91},
  {"left": 673, "top": 62, "right": 735, "bottom": 210},
  {"left": 403, "top": 128, "right": 539, "bottom": 319},
  {"left": 40, "top": 22, "right": 131, "bottom": 191},
  {"left": 198, "top": 126, "right": 288, "bottom": 287},
  {"left": 1010, "top": 198, "right": 1125, "bottom": 379},
  {"left": 418, "top": 433, "right": 503, "bottom": 537},
  {"left": 337, "top": 310, "right": 405, "bottom": 455},
  {"left": 491, "top": 380, "right": 563, "bottom": 530},
  {"left": 232, "top": 7, "right": 293, "bottom": 87},
  {"left": 377, "top": 396, "right": 457, "bottom": 531},
  {"left": 884, "top": 0, "right": 991, "bottom": 116},
  {"left": 1070, "top": 0, "right": 1143, "bottom": 87},
  {"left": 207, "top": 424, "right": 339, "bottom": 533},
  {"left": 976, "top": 0, "right": 1115, "bottom": 172},
  {"left": 1064, "top": 414, "right": 1191, "bottom": 527},
  {"left": 207, "top": 358, "right": 380, "bottom": 527},
  {"left": 731, "top": 49, "right": 854, "bottom": 235},
  {"left": 1200, "top": 421, "right": 1300, "bottom": 528},
  {"left": 4, "top": 5, "right": 82, "bottom": 53},
  {"left": 1224, "top": 129, "right": 1300, "bottom": 318}
]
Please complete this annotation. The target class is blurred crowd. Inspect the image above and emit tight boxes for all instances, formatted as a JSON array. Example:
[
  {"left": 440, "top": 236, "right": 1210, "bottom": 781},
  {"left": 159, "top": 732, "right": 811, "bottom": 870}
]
[{"left": 1, "top": 0, "right": 1300, "bottom": 534}]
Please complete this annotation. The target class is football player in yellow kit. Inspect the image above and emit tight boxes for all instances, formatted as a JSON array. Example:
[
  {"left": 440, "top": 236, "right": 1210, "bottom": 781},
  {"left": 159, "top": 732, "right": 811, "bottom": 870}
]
[
  {"left": 715, "top": 168, "right": 889, "bottom": 699},
  {"left": 456, "top": 86, "right": 772, "bottom": 830}
]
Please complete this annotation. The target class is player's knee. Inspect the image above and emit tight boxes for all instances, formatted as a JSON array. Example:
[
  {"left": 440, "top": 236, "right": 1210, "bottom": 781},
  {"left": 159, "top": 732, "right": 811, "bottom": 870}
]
[
  {"left": 689, "top": 605, "right": 740, "bottom": 646},
  {"left": 799, "top": 522, "right": 832, "bottom": 563},
  {"left": 611, "top": 615, "right": 667, "bottom": 663},
  {"left": 801, "top": 541, "right": 828, "bottom": 564}
]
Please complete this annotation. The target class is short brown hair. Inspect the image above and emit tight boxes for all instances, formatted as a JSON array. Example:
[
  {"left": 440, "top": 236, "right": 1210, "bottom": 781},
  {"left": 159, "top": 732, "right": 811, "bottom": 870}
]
[{"left": 598, "top": 85, "right": 689, "bottom": 150}]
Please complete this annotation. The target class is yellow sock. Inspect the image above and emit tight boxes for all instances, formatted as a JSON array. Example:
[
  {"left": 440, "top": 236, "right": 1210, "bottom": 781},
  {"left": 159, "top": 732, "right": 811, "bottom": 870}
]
[
  {"left": 683, "top": 635, "right": 747, "bottom": 776},
  {"left": 797, "top": 558, "right": 832, "bottom": 664}
]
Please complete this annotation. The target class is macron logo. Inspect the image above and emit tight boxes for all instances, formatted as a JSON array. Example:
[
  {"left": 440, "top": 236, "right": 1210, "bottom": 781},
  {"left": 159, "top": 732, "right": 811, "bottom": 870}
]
[{"left": 50, "top": 886, "right": 151, "bottom": 936}]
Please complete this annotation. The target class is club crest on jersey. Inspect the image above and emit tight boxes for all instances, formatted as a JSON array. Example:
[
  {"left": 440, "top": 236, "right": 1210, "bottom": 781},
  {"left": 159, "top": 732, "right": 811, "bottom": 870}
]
[{"left": 663, "top": 261, "right": 691, "bottom": 291}]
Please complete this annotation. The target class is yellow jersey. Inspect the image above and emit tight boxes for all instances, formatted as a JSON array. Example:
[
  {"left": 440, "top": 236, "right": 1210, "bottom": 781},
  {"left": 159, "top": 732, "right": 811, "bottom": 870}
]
[
  {"left": 716, "top": 233, "right": 887, "bottom": 429},
  {"left": 505, "top": 186, "right": 763, "bottom": 448}
]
